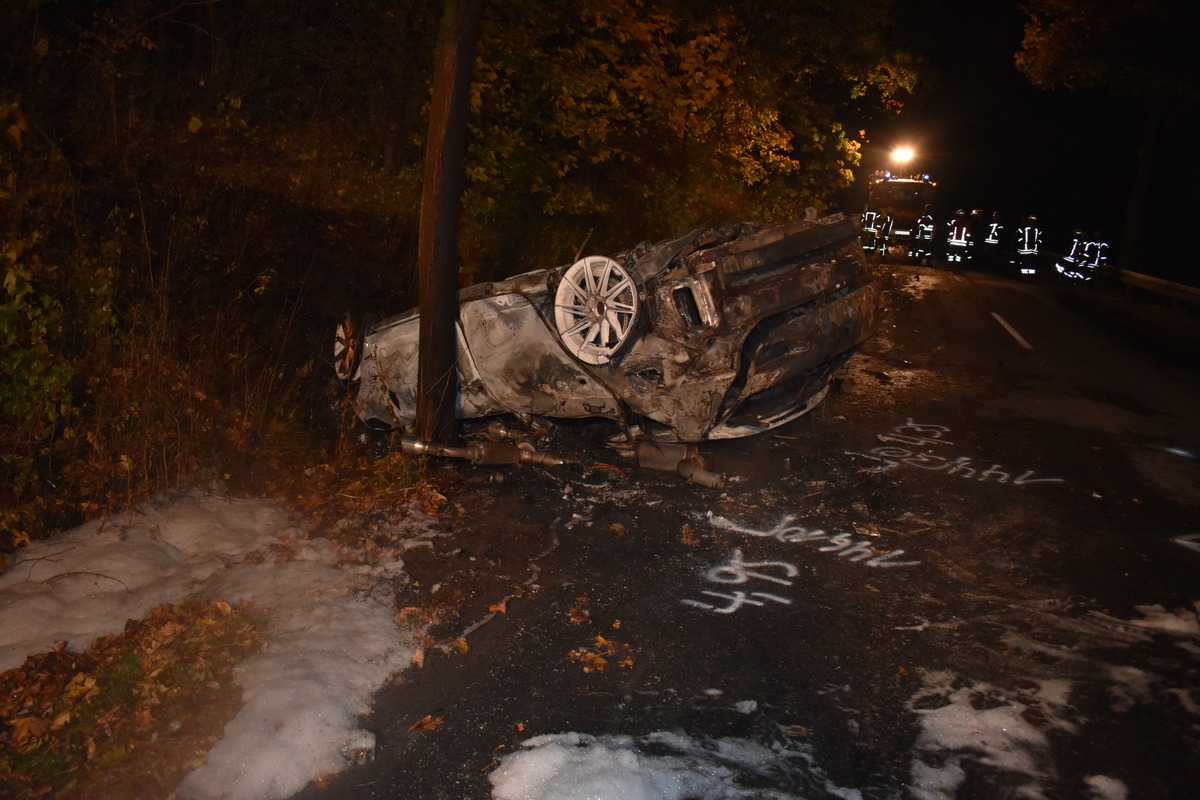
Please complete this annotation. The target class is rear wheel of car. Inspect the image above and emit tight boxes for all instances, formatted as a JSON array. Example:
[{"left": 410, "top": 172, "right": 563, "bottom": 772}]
[
  {"left": 553, "top": 256, "right": 641, "bottom": 365},
  {"left": 333, "top": 313, "right": 364, "bottom": 383}
]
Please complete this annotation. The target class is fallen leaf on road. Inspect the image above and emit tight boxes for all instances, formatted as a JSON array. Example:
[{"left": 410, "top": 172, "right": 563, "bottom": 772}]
[
  {"left": 408, "top": 714, "right": 444, "bottom": 732},
  {"left": 591, "top": 462, "right": 629, "bottom": 480},
  {"left": 567, "top": 635, "right": 635, "bottom": 673},
  {"left": 567, "top": 648, "right": 608, "bottom": 673},
  {"left": 488, "top": 598, "right": 508, "bottom": 614}
]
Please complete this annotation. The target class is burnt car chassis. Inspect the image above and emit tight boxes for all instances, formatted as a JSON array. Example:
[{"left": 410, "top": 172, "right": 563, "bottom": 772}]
[{"left": 334, "top": 212, "right": 880, "bottom": 485}]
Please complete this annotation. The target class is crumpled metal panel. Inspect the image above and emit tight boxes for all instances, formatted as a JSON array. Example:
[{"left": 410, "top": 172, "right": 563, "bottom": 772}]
[
  {"left": 356, "top": 312, "right": 507, "bottom": 427},
  {"left": 601, "top": 331, "right": 733, "bottom": 443},
  {"left": 742, "top": 282, "right": 881, "bottom": 396},
  {"left": 457, "top": 294, "right": 621, "bottom": 419}
]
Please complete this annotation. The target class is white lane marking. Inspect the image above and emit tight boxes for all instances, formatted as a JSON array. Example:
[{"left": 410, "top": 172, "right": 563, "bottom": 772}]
[
  {"left": 1174, "top": 534, "right": 1200, "bottom": 556},
  {"left": 991, "top": 312, "right": 1033, "bottom": 350}
]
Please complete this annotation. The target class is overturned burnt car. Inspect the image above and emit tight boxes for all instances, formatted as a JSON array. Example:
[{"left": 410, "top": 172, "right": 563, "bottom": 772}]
[{"left": 334, "top": 212, "right": 880, "bottom": 445}]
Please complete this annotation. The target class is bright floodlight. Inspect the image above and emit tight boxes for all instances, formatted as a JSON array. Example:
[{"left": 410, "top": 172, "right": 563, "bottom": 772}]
[{"left": 892, "top": 146, "right": 915, "bottom": 166}]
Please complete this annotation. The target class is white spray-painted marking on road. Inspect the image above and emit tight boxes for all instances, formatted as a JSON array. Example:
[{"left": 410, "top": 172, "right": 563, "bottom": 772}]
[
  {"left": 703, "top": 547, "right": 798, "bottom": 585},
  {"left": 848, "top": 418, "right": 1066, "bottom": 486},
  {"left": 708, "top": 514, "right": 921, "bottom": 567},
  {"left": 681, "top": 589, "right": 793, "bottom": 614},
  {"left": 681, "top": 516, "right": 919, "bottom": 615}
]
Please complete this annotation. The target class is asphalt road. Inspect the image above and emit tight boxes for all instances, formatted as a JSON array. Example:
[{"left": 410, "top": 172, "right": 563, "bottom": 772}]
[{"left": 299, "top": 266, "right": 1200, "bottom": 800}]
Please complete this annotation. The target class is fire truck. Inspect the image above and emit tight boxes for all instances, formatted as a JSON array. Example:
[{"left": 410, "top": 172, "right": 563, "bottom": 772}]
[{"left": 863, "top": 171, "right": 937, "bottom": 258}]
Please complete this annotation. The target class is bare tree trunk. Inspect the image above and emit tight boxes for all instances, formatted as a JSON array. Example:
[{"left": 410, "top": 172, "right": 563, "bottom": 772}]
[
  {"left": 415, "top": 0, "right": 482, "bottom": 444},
  {"left": 1119, "top": 97, "right": 1163, "bottom": 273}
]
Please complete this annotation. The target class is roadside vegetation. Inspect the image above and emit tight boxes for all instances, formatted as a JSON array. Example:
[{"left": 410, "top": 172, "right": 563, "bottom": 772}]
[{"left": 0, "top": 600, "right": 265, "bottom": 800}]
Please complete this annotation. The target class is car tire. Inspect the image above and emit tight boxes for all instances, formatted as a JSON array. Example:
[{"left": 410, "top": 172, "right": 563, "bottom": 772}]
[
  {"left": 552, "top": 256, "right": 642, "bottom": 365},
  {"left": 333, "top": 312, "right": 364, "bottom": 383}
]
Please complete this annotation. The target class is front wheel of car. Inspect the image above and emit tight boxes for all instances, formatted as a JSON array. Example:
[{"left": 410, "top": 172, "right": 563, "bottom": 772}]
[
  {"left": 553, "top": 256, "right": 642, "bottom": 365},
  {"left": 333, "top": 313, "right": 364, "bottom": 383}
]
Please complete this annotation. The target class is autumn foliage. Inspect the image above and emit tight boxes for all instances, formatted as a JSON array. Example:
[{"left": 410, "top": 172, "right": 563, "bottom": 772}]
[{"left": 0, "top": 599, "right": 265, "bottom": 800}]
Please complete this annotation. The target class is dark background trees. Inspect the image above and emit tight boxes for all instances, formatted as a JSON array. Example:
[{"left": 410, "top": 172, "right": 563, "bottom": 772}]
[
  {"left": 1016, "top": 0, "right": 1200, "bottom": 274},
  {"left": 460, "top": 0, "right": 911, "bottom": 276},
  {"left": 855, "top": 0, "right": 1194, "bottom": 277}
]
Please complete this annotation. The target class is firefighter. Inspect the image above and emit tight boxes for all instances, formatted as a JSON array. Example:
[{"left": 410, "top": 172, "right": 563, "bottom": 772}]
[
  {"left": 946, "top": 209, "right": 972, "bottom": 264},
  {"left": 1055, "top": 228, "right": 1087, "bottom": 280},
  {"left": 981, "top": 211, "right": 1005, "bottom": 265},
  {"left": 1082, "top": 232, "right": 1109, "bottom": 273},
  {"left": 911, "top": 204, "right": 936, "bottom": 264},
  {"left": 969, "top": 209, "right": 985, "bottom": 262},
  {"left": 876, "top": 209, "right": 895, "bottom": 257},
  {"left": 1011, "top": 215, "right": 1042, "bottom": 275},
  {"left": 860, "top": 207, "right": 879, "bottom": 254}
]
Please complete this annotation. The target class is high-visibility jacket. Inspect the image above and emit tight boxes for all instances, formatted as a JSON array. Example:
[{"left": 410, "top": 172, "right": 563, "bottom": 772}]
[
  {"left": 984, "top": 221, "right": 1004, "bottom": 245},
  {"left": 861, "top": 210, "right": 879, "bottom": 234},
  {"left": 1014, "top": 225, "right": 1041, "bottom": 255},
  {"left": 877, "top": 213, "right": 894, "bottom": 240},
  {"left": 916, "top": 213, "right": 935, "bottom": 241},
  {"left": 1083, "top": 239, "right": 1109, "bottom": 269},
  {"left": 947, "top": 218, "right": 972, "bottom": 248}
]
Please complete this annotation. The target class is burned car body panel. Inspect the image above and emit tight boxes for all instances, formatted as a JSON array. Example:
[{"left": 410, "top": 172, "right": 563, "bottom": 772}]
[{"left": 346, "top": 213, "right": 880, "bottom": 442}]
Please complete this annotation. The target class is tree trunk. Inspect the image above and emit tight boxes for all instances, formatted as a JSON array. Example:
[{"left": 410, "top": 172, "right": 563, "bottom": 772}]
[
  {"left": 1119, "top": 96, "right": 1163, "bottom": 273},
  {"left": 415, "top": 0, "right": 483, "bottom": 444}
]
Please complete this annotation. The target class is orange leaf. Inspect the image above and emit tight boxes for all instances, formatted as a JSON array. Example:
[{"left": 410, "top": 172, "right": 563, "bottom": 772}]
[
  {"left": 9, "top": 716, "right": 48, "bottom": 747},
  {"left": 408, "top": 714, "right": 444, "bottom": 732}
]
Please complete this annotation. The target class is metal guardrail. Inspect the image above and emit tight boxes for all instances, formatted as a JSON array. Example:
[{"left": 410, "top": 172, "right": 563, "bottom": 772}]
[{"left": 1111, "top": 269, "right": 1200, "bottom": 309}]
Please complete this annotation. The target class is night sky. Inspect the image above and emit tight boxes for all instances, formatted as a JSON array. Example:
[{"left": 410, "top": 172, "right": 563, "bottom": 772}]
[{"left": 839, "top": 2, "right": 1147, "bottom": 258}]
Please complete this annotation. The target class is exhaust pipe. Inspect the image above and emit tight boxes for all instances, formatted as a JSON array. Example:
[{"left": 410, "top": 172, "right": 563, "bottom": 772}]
[
  {"left": 397, "top": 435, "right": 574, "bottom": 467},
  {"left": 632, "top": 441, "right": 727, "bottom": 489}
]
